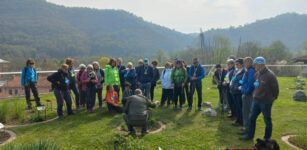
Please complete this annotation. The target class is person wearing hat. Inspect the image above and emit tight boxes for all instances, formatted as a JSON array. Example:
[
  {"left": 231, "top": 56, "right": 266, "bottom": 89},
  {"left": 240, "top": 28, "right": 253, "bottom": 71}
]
[
  {"left": 77, "top": 64, "right": 86, "bottom": 107},
  {"left": 81, "top": 64, "right": 98, "bottom": 113},
  {"left": 188, "top": 58, "right": 206, "bottom": 112},
  {"left": 171, "top": 60, "right": 188, "bottom": 110},
  {"left": 65, "top": 58, "right": 80, "bottom": 109},
  {"left": 230, "top": 58, "right": 245, "bottom": 126},
  {"left": 93, "top": 61, "right": 105, "bottom": 109},
  {"left": 47, "top": 64, "right": 74, "bottom": 117},
  {"left": 124, "top": 62, "right": 137, "bottom": 93},
  {"left": 240, "top": 56, "right": 279, "bottom": 141},
  {"left": 214, "top": 64, "right": 227, "bottom": 110},
  {"left": 136, "top": 58, "right": 154, "bottom": 99},
  {"left": 239, "top": 57, "right": 256, "bottom": 135},
  {"left": 223, "top": 59, "right": 236, "bottom": 119},
  {"left": 20, "top": 59, "right": 42, "bottom": 109}
]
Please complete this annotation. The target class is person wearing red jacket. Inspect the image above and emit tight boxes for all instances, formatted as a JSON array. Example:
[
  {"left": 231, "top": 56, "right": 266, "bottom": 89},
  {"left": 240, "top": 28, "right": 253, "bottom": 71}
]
[{"left": 105, "top": 85, "right": 123, "bottom": 113}]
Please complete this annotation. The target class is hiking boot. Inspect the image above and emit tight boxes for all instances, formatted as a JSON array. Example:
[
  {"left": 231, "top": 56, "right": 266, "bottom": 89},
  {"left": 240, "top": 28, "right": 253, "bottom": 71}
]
[
  {"left": 187, "top": 107, "right": 192, "bottom": 112},
  {"left": 198, "top": 107, "right": 202, "bottom": 112}
]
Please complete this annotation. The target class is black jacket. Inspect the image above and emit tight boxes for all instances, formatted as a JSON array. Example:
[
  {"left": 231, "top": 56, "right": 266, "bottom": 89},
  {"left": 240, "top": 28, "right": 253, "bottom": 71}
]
[
  {"left": 47, "top": 69, "right": 69, "bottom": 91},
  {"left": 152, "top": 67, "right": 160, "bottom": 86},
  {"left": 118, "top": 65, "right": 126, "bottom": 85}
]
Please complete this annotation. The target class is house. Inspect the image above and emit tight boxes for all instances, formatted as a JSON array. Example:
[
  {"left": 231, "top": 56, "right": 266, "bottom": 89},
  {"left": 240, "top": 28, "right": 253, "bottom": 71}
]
[
  {"left": 292, "top": 55, "right": 307, "bottom": 77},
  {"left": 0, "top": 75, "right": 51, "bottom": 99}
]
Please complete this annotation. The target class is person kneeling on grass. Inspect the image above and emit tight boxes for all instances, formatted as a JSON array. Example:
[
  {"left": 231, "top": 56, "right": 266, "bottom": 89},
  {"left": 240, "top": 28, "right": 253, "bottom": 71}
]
[
  {"left": 124, "top": 89, "right": 156, "bottom": 136},
  {"left": 105, "top": 85, "right": 123, "bottom": 113},
  {"left": 47, "top": 64, "right": 74, "bottom": 117}
]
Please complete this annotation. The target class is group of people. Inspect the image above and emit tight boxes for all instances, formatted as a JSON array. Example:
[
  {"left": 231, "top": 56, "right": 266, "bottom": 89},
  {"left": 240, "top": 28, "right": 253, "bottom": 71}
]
[
  {"left": 214, "top": 56, "right": 279, "bottom": 141},
  {"left": 20, "top": 55, "right": 279, "bottom": 140}
]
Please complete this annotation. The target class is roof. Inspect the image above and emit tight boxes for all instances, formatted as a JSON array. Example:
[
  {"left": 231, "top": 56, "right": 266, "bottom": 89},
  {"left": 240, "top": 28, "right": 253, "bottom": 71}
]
[
  {"left": 292, "top": 55, "right": 307, "bottom": 62},
  {"left": 0, "top": 59, "right": 9, "bottom": 63}
]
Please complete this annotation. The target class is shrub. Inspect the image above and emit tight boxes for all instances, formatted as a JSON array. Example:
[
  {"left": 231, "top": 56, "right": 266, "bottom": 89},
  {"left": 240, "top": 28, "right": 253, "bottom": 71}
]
[{"left": 113, "top": 134, "right": 145, "bottom": 150}]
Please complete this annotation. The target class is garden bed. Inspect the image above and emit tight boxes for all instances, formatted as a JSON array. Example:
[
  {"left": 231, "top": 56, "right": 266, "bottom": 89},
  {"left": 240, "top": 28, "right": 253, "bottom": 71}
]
[
  {"left": 288, "top": 135, "right": 307, "bottom": 150},
  {"left": 0, "top": 130, "right": 16, "bottom": 145},
  {"left": 117, "top": 118, "right": 166, "bottom": 135}
]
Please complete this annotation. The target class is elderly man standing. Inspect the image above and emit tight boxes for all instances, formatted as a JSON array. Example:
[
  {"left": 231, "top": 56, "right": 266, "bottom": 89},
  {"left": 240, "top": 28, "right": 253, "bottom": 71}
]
[
  {"left": 124, "top": 89, "right": 156, "bottom": 136},
  {"left": 239, "top": 57, "right": 256, "bottom": 134},
  {"left": 240, "top": 57, "right": 279, "bottom": 141}
]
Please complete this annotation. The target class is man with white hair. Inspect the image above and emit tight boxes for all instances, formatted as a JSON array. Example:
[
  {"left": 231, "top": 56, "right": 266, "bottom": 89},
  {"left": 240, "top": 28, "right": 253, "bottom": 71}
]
[
  {"left": 124, "top": 89, "right": 156, "bottom": 136},
  {"left": 240, "top": 56, "right": 279, "bottom": 141}
]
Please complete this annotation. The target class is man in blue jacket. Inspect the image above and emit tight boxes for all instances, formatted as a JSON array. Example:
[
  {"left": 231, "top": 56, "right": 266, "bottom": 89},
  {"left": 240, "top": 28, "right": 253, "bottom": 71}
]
[
  {"left": 188, "top": 58, "right": 205, "bottom": 111},
  {"left": 136, "top": 58, "right": 154, "bottom": 99},
  {"left": 239, "top": 57, "right": 255, "bottom": 134}
]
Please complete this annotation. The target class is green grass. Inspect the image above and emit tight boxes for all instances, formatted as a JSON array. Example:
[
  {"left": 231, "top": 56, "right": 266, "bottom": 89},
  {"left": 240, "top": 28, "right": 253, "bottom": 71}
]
[
  {"left": 0, "top": 94, "right": 57, "bottom": 124},
  {"left": 288, "top": 128, "right": 307, "bottom": 149},
  {"left": 0, "top": 77, "right": 307, "bottom": 150}
]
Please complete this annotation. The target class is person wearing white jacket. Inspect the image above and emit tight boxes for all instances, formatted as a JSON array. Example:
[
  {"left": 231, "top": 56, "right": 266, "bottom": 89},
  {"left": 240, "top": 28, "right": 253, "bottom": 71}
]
[{"left": 159, "top": 62, "right": 174, "bottom": 107}]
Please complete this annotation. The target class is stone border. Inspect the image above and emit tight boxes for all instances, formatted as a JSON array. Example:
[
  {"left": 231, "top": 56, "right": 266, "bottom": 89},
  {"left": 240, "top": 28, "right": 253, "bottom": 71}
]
[
  {"left": 0, "top": 130, "right": 16, "bottom": 146},
  {"left": 281, "top": 135, "right": 303, "bottom": 150},
  {"left": 5, "top": 117, "right": 58, "bottom": 129},
  {"left": 116, "top": 121, "right": 166, "bottom": 135}
]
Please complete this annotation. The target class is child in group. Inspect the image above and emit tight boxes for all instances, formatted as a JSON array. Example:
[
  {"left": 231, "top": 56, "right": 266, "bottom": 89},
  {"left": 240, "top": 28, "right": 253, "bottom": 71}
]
[
  {"left": 105, "top": 85, "right": 123, "bottom": 113},
  {"left": 122, "top": 82, "right": 133, "bottom": 106}
]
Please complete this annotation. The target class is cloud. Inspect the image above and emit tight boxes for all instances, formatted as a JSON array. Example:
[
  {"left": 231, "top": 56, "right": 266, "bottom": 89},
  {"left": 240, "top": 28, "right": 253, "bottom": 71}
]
[{"left": 47, "top": 0, "right": 307, "bottom": 33}]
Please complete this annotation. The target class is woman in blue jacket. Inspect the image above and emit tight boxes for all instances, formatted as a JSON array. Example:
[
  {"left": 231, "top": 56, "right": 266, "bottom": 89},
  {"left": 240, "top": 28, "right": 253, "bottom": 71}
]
[
  {"left": 20, "top": 59, "right": 42, "bottom": 110},
  {"left": 124, "top": 62, "right": 137, "bottom": 93}
]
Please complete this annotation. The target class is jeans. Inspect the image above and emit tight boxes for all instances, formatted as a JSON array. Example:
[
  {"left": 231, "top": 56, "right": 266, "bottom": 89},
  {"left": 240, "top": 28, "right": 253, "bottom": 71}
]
[
  {"left": 96, "top": 88, "right": 103, "bottom": 107},
  {"left": 24, "top": 82, "right": 41, "bottom": 108},
  {"left": 140, "top": 82, "right": 151, "bottom": 99},
  {"left": 247, "top": 100, "right": 273, "bottom": 140},
  {"left": 86, "top": 86, "right": 96, "bottom": 110},
  {"left": 69, "top": 83, "right": 80, "bottom": 108},
  {"left": 54, "top": 89, "right": 72, "bottom": 116},
  {"left": 227, "top": 87, "right": 235, "bottom": 116},
  {"left": 160, "top": 89, "right": 173, "bottom": 106},
  {"left": 232, "top": 93, "right": 243, "bottom": 124},
  {"left": 174, "top": 86, "right": 185, "bottom": 107},
  {"left": 242, "top": 94, "right": 253, "bottom": 129},
  {"left": 188, "top": 81, "right": 202, "bottom": 108}
]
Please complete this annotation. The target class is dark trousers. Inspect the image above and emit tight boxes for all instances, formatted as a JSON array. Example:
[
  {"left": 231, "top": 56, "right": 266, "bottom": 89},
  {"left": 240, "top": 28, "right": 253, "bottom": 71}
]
[
  {"left": 80, "top": 90, "right": 86, "bottom": 106},
  {"left": 140, "top": 82, "right": 151, "bottom": 99},
  {"left": 124, "top": 114, "right": 147, "bottom": 134},
  {"left": 188, "top": 81, "right": 203, "bottom": 108},
  {"left": 183, "top": 83, "right": 190, "bottom": 104},
  {"left": 174, "top": 86, "right": 185, "bottom": 107},
  {"left": 69, "top": 83, "right": 80, "bottom": 108},
  {"left": 227, "top": 88, "right": 235, "bottom": 116},
  {"left": 218, "top": 87, "right": 223, "bottom": 105},
  {"left": 160, "top": 89, "right": 173, "bottom": 106},
  {"left": 247, "top": 100, "right": 273, "bottom": 140},
  {"left": 150, "top": 84, "right": 156, "bottom": 101},
  {"left": 24, "top": 82, "right": 41, "bottom": 108},
  {"left": 86, "top": 86, "right": 96, "bottom": 110},
  {"left": 107, "top": 104, "right": 123, "bottom": 113},
  {"left": 232, "top": 93, "right": 243, "bottom": 124},
  {"left": 54, "top": 89, "right": 72, "bottom": 117},
  {"left": 96, "top": 88, "right": 103, "bottom": 107}
]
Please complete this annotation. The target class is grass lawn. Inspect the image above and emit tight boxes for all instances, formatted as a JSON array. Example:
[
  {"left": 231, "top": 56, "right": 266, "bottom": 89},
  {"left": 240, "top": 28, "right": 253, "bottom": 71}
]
[{"left": 0, "top": 77, "right": 307, "bottom": 150}]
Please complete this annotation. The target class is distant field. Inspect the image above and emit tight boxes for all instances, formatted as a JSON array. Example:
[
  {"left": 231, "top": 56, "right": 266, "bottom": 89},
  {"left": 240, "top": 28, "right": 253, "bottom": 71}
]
[{"left": 1, "top": 77, "right": 307, "bottom": 150}]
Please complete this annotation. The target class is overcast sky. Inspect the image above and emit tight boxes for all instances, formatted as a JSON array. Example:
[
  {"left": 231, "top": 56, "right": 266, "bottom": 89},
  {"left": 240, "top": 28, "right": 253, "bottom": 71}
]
[{"left": 47, "top": 0, "right": 307, "bottom": 33}]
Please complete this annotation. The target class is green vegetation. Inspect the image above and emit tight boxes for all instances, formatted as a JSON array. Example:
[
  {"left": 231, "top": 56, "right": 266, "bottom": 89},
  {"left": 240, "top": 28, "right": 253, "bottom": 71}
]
[
  {"left": 2, "top": 140, "right": 59, "bottom": 150},
  {"left": 0, "top": 77, "right": 306, "bottom": 149},
  {"left": 0, "top": 94, "right": 57, "bottom": 124}
]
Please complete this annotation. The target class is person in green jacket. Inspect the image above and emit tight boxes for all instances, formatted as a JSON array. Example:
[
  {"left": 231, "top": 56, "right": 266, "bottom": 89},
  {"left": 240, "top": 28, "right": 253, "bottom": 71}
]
[
  {"left": 171, "top": 60, "right": 188, "bottom": 110},
  {"left": 105, "top": 58, "right": 121, "bottom": 96}
]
